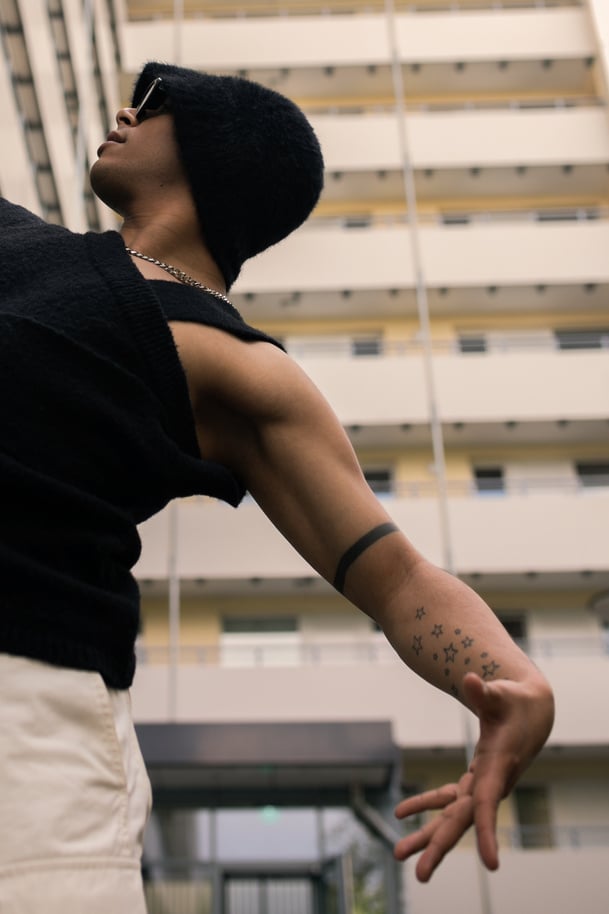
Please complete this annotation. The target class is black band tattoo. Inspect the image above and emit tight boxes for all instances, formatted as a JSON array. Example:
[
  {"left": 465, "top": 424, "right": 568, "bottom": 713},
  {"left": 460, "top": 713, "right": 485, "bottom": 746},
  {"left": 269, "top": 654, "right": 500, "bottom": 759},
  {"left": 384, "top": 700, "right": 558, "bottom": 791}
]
[{"left": 333, "top": 522, "right": 399, "bottom": 593}]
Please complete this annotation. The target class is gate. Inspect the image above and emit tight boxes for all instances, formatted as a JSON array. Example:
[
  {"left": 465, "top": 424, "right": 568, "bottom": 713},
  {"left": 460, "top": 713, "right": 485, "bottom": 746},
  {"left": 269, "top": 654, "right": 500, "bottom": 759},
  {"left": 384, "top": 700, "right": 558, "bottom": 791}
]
[{"left": 222, "top": 857, "right": 352, "bottom": 914}]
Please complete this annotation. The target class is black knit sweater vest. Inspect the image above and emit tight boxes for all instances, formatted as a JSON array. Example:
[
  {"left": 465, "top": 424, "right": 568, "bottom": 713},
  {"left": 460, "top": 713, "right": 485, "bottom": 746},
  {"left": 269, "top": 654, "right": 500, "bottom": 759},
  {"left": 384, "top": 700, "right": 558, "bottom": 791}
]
[{"left": 0, "top": 198, "right": 280, "bottom": 687}]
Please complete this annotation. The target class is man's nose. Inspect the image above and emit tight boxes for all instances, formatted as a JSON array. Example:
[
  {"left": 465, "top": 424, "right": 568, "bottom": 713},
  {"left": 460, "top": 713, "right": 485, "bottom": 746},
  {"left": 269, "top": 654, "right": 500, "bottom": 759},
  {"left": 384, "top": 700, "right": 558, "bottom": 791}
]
[{"left": 115, "top": 107, "right": 138, "bottom": 127}]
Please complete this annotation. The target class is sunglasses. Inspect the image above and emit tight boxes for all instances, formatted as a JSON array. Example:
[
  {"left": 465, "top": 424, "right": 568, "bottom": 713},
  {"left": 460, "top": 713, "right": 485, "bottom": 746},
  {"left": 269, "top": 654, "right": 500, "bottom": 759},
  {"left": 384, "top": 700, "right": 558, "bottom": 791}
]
[{"left": 134, "top": 77, "right": 170, "bottom": 122}]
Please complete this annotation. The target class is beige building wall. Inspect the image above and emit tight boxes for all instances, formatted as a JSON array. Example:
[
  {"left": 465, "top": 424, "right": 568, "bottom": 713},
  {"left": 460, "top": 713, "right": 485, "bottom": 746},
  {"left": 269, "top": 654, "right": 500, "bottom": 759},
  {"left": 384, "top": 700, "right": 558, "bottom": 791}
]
[{"left": 3, "top": 0, "right": 607, "bottom": 909}]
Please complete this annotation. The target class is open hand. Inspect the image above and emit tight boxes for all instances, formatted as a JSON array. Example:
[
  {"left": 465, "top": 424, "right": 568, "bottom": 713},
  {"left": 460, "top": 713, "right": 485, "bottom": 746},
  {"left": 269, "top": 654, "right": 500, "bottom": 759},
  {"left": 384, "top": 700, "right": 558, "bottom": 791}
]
[{"left": 393, "top": 671, "right": 554, "bottom": 882}]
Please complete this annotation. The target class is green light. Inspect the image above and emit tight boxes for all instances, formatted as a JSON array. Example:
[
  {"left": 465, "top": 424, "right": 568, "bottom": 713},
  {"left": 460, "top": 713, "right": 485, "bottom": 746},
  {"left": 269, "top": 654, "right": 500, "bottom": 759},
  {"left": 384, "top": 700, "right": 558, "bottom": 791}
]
[{"left": 259, "top": 805, "right": 281, "bottom": 823}]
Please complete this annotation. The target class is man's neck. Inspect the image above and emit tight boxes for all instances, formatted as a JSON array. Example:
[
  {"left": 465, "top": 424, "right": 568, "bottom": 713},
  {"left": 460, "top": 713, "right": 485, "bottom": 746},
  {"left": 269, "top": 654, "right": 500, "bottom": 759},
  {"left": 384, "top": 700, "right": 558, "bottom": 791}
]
[{"left": 120, "top": 215, "right": 226, "bottom": 295}]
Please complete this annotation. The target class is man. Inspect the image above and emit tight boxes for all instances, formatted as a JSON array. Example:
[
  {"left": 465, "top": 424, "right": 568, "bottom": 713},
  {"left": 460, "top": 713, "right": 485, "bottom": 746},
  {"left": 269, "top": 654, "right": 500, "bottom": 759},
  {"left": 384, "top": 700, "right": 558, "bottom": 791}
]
[{"left": 0, "top": 62, "right": 553, "bottom": 912}]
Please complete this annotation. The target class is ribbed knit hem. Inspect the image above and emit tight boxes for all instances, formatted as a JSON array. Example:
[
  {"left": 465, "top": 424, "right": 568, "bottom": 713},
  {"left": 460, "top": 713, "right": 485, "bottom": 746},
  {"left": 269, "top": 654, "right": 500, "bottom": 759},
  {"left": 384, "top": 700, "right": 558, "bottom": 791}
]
[{"left": 0, "top": 627, "right": 135, "bottom": 690}]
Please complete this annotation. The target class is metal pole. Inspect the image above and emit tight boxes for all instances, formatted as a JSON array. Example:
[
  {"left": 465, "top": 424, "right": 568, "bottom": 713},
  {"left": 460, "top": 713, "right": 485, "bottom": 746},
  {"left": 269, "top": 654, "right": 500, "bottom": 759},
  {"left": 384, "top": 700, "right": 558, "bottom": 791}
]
[
  {"left": 76, "top": 0, "right": 95, "bottom": 228},
  {"left": 173, "top": 0, "right": 184, "bottom": 64},
  {"left": 463, "top": 712, "right": 495, "bottom": 914},
  {"left": 384, "top": 6, "right": 493, "bottom": 913},
  {"left": 167, "top": 499, "right": 180, "bottom": 721},
  {"left": 384, "top": 0, "right": 454, "bottom": 575}
]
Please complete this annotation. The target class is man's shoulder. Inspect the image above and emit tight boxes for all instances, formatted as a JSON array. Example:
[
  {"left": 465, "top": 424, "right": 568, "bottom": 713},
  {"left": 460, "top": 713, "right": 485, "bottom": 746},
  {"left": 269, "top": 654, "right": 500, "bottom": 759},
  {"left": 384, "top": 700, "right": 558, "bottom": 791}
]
[
  {"left": 0, "top": 197, "right": 45, "bottom": 227},
  {"left": 170, "top": 319, "right": 311, "bottom": 422}
]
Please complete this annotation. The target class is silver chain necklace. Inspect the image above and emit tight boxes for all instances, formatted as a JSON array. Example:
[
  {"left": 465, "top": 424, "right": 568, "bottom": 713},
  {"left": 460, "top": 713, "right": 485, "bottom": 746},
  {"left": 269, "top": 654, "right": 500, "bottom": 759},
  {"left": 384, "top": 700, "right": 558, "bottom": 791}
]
[{"left": 126, "top": 247, "right": 233, "bottom": 307}]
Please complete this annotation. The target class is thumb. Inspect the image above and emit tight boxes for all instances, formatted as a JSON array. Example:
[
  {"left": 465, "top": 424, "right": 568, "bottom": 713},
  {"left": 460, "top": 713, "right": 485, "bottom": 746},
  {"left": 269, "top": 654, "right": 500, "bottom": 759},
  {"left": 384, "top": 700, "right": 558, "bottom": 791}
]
[
  {"left": 462, "top": 671, "right": 488, "bottom": 714},
  {"left": 462, "top": 672, "right": 505, "bottom": 721}
]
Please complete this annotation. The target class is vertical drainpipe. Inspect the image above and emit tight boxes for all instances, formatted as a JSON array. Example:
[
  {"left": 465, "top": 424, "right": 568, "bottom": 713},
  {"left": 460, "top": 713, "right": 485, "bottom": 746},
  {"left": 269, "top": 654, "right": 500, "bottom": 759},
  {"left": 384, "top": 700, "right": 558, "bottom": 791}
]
[
  {"left": 75, "top": 0, "right": 94, "bottom": 227},
  {"left": 174, "top": 0, "right": 184, "bottom": 66},
  {"left": 383, "top": 0, "right": 453, "bottom": 577},
  {"left": 383, "top": 5, "right": 494, "bottom": 914},
  {"left": 167, "top": 500, "right": 180, "bottom": 722},
  {"left": 167, "top": 0, "right": 185, "bottom": 724}
]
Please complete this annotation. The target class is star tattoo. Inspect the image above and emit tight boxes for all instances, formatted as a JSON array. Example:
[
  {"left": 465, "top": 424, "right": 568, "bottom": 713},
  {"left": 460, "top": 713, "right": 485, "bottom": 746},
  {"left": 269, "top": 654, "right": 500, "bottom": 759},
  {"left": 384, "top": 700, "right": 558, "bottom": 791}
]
[
  {"left": 482, "top": 660, "right": 501, "bottom": 680},
  {"left": 431, "top": 624, "right": 443, "bottom": 638},
  {"left": 415, "top": 606, "right": 426, "bottom": 621},
  {"left": 461, "top": 636, "right": 474, "bottom": 649},
  {"left": 443, "top": 642, "right": 458, "bottom": 663},
  {"left": 412, "top": 635, "right": 423, "bottom": 656},
  {"left": 443, "top": 641, "right": 459, "bottom": 663}
]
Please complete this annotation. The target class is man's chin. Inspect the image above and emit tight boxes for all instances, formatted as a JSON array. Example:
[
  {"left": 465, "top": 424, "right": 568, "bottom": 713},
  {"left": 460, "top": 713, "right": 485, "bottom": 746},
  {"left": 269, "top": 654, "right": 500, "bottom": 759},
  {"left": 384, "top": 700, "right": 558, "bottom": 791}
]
[{"left": 88, "top": 162, "right": 124, "bottom": 215}]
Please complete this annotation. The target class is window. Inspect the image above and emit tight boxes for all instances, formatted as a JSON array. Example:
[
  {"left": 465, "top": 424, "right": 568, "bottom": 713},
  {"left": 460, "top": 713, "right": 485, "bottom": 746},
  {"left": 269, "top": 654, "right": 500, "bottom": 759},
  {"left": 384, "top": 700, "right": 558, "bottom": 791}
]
[
  {"left": 221, "top": 616, "right": 300, "bottom": 668},
  {"left": 537, "top": 210, "right": 579, "bottom": 223},
  {"left": 474, "top": 466, "right": 504, "bottom": 494},
  {"left": 363, "top": 468, "right": 393, "bottom": 496},
  {"left": 514, "top": 785, "right": 554, "bottom": 849},
  {"left": 222, "top": 617, "right": 298, "bottom": 634},
  {"left": 602, "top": 620, "right": 609, "bottom": 655},
  {"left": 575, "top": 462, "right": 609, "bottom": 489},
  {"left": 442, "top": 214, "right": 470, "bottom": 225},
  {"left": 555, "top": 329, "right": 609, "bottom": 350},
  {"left": 344, "top": 215, "right": 371, "bottom": 229},
  {"left": 352, "top": 337, "right": 382, "bottom": 357},
  {"left": 458, "top": 334, "right": 487, "bottom": 354},
  {"left": 498, "top": 614, "right": 527, "bottom": 650}
]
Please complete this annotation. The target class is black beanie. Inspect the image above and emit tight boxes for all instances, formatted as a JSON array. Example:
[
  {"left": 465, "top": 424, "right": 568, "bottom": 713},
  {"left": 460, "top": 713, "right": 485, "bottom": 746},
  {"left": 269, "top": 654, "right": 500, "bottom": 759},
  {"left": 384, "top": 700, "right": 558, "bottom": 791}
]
[{"left": 131, "top": 62, "right": 324, "bottom": 290}]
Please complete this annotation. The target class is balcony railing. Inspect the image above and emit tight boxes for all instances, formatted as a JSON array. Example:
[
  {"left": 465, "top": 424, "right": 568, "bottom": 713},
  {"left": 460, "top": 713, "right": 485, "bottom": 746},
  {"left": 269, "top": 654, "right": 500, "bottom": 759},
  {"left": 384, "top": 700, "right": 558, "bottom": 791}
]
[
  {"left": 128, "top": 1, "right": 580, "bottom": 23},
  {"left": 312, "top": 207, "right": 609, "bottom": 229},
  {"left": 307, "top": 95, "right": 602, "bottom": 115},
  {"left": 135, "top": 635, "right": 609, "bottom": 668},
  {"left": 497, "top": 824, "right": 609, "bottom": 849},
  {"left": 284, "top": 333, "right": 609, "bottom": 357},
  {"left": 189, "top": 475, "right": 609, "bottom": 502},
  {"left": 385, "top": 477, "right": 609, "bottom": 497}
]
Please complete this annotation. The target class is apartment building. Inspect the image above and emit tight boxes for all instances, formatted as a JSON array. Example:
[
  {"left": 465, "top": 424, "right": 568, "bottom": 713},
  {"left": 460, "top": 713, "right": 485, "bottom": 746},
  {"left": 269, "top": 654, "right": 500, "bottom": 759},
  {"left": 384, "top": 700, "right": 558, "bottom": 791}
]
[{"left": 1, "top": 0, "right": 608, "bottom": 912}]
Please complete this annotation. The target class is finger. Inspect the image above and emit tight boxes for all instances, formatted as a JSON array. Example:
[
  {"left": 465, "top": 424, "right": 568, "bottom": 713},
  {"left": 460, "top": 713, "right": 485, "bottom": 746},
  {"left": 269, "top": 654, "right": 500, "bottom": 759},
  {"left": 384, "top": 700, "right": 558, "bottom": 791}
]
[
  {"left": 472, "top": 777, "right": 502, "bottom": 871},
  {"left": 474, "top": 807, "right": 500, "bottom": 871},
  {"left": 413, "top": 796, "right": 475, "bottom": 882},
  {"left": 393, "top": 821, "right": 437, "bottom": 861},
  {"left": 394, "top": 784, "right": 458, "bottom": 819},
  {"left": 394, "top": 789, "right": 469, "bottom": 862}
]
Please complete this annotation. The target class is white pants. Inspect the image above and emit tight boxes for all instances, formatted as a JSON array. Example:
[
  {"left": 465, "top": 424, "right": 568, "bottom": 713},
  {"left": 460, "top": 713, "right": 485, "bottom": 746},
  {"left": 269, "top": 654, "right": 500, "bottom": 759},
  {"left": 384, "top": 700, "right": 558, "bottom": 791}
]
[{"left": 0, "top": 653, "right": 152, "bottom": 913}]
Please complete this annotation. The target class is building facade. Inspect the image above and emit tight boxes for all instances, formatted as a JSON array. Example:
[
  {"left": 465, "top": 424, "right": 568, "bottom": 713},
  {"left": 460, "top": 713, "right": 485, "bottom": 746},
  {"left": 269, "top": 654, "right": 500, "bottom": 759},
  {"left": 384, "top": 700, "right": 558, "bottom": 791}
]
[{"left": 1, "top": 1, "right": 608, "bottom": 912}]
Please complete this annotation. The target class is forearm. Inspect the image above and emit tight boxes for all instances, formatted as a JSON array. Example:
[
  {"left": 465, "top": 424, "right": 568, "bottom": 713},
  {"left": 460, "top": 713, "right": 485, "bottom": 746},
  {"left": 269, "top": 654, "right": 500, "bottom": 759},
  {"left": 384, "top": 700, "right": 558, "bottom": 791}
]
[
  {"left": 385, "top": 564, "right": 542, "bottom": 704},
  {"left": 341, "top": 536, "right": 549, "bottom": 709}
]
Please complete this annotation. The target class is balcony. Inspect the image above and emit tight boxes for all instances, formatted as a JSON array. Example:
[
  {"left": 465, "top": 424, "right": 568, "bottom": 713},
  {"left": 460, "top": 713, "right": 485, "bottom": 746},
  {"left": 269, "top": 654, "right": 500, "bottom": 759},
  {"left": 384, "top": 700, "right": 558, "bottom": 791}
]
[
  {"left": 131, "top": 634, "right": 609, "bottom": 748},
  {"left": 287, "top": 339, "right": 609, "bottom": 428},
  {"left": 121, "top": 7, "right": 592, "bottom": 73},
  {"left": 236, "top": 219, "right": 609, "bottom": 293},
  {"left": 312, "top": 107, "right": 609, "bottom": 172},
  {"left": 136, "top": 474, "right": 609, "bottom": 583}
]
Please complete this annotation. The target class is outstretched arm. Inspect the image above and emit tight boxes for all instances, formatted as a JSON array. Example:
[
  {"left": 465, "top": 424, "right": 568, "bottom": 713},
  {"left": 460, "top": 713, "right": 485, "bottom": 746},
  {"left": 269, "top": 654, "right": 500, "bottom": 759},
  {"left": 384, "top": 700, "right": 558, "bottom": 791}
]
[{"left": 189, "top": 331, "right": 555, "bottom": 880}]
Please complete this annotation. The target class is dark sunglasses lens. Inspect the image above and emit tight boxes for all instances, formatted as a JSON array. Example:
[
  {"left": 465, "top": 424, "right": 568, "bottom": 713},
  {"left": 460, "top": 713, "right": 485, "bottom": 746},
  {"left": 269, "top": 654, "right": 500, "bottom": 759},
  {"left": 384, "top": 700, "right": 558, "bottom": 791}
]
[{"left": 136, "top": 81, "right": 167, "bottom": 120}]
